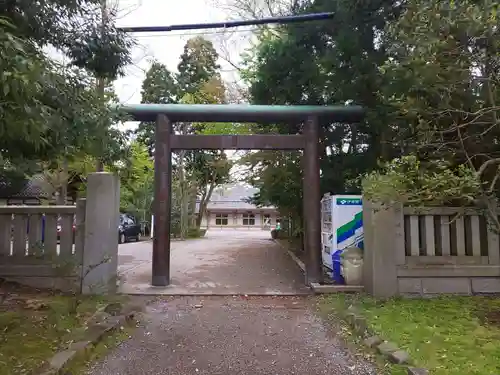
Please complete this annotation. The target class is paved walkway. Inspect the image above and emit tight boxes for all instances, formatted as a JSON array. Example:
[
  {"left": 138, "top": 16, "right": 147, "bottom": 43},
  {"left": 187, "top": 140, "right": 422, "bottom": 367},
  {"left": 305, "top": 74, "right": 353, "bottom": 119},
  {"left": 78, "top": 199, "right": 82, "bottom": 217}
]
[
  {"left": 86, "top": 296, "right": 377, "bottom": 375},
  {"left": 118, "top": 229, "right": 309, "bottom": 295}
]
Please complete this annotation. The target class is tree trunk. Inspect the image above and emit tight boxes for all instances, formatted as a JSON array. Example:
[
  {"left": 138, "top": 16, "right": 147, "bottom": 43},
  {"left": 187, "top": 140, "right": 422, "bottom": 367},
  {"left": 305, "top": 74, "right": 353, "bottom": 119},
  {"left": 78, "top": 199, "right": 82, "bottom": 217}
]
[
  {"left": 179, "top": 149, "right": 188, "bottom": 239},
  {"left": 56, "top": 158, "right": 69, "bottom": 205},
  {"left": 95, "top": 79, "right": 105, "bottom": 172},
  {"left": 196, "top": 183, "right": 216, "bottom": 228},
  {"left": 188, "top": 185, "right": 197, "bottom": 228},
  {"left": 95, "top": 0, "right": 108, "bottom": 172}
]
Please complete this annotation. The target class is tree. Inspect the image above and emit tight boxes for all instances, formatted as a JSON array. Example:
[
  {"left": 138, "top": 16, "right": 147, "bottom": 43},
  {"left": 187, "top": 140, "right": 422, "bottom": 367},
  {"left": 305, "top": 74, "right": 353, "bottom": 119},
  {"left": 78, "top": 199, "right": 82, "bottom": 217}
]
[
  {"left": 188, "top": 149, "right": 233, "bottom": 228},
  {"left": 135, "top": 37, "right": 245, "bottom": 235},
  {"left": 176, "top": 38, "right": 228, "bottom": 236},
  {"left": 382, "top": 0, "right": 500, "bottom": 174},
  {"left": 118, "top": 142, "right": 154, "bottom": 222},
  {"left": 136, "top": 61, "right": 179, "bottom": 154},
  {"left": 0, "top": 0, "right": 132, "bottom": 195},
  {"left": 177, "top": 36, "right": 221, "bottom": 95},
  {"left": 364, "top": 0, "right": 500, "bottom": 225},
  {"left": 237, "top": 0, "right": 401, "bottom": 235}
]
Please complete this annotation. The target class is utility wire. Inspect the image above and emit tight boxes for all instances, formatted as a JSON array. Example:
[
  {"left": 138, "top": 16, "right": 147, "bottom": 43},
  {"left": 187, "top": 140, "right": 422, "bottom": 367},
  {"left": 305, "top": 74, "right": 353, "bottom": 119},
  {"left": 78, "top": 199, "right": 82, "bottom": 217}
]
[{"left": 118, "top": 12, "right": 333, "bottom": 33}]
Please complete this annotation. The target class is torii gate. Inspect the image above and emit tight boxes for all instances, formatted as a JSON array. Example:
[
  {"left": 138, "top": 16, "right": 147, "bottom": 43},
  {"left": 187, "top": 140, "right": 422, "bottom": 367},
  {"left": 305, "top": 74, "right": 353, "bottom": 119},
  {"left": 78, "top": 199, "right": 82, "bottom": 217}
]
[{"left": 122, "top": 104, "right": 364, "bottom": 287}]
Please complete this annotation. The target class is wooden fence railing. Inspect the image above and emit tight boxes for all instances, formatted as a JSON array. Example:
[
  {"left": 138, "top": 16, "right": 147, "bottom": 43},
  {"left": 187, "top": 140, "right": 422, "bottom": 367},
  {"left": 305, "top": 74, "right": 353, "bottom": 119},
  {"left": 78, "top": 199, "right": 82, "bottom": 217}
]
[
  {"left": 363, "top": 202, "right": 500, "bottom": 297},
  {"left": 0, "top": 201, "right": 86, "bottom": 291},
  {"left": 403, "top": 207, "right": 499, "bottom": 264},
  {"left": 0, "top": 172, "right": 122, "bottom": 294}
]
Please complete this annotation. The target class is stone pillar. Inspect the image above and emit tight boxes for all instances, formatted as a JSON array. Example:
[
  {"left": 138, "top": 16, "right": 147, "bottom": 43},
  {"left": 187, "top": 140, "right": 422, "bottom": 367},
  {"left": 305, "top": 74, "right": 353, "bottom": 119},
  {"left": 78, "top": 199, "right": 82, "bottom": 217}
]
[
  {"left": 81, "top": 172, "right": 120, "bottom": 294},
  {"left": 362, "top": 201, "right": 401, "bottom": 298}
]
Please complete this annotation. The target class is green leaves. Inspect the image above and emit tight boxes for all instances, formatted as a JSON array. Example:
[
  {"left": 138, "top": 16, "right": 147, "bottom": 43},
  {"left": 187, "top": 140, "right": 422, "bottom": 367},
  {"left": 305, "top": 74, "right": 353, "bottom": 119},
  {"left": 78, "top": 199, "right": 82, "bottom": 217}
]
[
  {"left": 236, "top": 0, "right": 402, "bottom": 225},
  {"left": 177, "top": 36, "right": 221, "bottom": 95},
  {"left": 362, "top": 155, "right": 481, "bottom": 206},
  {"left": 118, "top": 142, "right": 154, "bottom": 218},
  {"left": 237, "top": 0, "right": 500, "bottom": 218},
  {"left": 65, "top": 23, "right": 133, "bottom": 80},
  {"left": 0, "top": 0, "right": 133, "bottom": 183},
  {"left": 377, "top": 0, "right": 500, "bottom": 202}
]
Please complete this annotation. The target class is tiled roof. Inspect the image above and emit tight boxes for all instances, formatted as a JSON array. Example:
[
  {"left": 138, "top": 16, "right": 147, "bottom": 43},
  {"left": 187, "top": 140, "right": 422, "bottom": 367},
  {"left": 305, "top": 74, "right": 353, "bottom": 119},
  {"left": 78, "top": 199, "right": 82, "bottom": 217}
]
[
  {"left": 0, "top": 174, "right": 50, "bottom": 199},
  {"left": 196, "top": 183, "right": 276, "bottom": 212}
]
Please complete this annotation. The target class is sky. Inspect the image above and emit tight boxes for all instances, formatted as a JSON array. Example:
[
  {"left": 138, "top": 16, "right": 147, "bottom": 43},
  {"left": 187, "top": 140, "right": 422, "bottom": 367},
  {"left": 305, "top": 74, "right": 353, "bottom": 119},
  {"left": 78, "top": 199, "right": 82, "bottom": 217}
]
[{"left": 114, "top": 0, "right": 254, "bottom": 131}]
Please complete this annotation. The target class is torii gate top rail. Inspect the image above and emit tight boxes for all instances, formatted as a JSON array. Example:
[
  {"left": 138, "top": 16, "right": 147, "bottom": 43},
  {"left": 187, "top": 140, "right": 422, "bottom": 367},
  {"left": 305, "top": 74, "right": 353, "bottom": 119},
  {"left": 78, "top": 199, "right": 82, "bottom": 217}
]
[{"left": 120, "top": 103, "right": 365, "bottom": 123}]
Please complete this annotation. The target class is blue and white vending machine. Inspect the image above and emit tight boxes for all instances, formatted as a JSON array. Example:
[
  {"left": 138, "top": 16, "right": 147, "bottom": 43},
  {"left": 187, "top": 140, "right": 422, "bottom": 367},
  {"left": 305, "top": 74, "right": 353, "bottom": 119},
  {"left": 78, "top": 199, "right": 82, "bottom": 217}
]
[{"left": 321, "top": 195, "right": 363, "bottom": 282}]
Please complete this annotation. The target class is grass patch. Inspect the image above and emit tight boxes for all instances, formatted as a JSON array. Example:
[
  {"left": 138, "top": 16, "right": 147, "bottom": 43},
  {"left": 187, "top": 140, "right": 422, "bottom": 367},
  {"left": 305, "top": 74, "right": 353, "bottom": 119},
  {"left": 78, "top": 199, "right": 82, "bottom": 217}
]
[
  {"left": 317, "top": 295, "right": 406, "bottom": 375},
  {"left": 0, "top": 282, "right": 125, "bottom": 375},
  {"left": 319, "top": 294, "right": 500, "bottom": 375}
]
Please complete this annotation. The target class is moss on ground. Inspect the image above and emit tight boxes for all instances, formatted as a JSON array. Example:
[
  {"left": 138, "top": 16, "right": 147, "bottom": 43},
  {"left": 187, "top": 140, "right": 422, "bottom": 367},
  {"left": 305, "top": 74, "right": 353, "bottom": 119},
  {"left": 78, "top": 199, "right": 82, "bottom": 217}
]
[
  {"left": 0, "top": 284, "right": 126, "bottom": 375},
  {"left": 64, "top": 324, "right": 135, "bottom": 374}
]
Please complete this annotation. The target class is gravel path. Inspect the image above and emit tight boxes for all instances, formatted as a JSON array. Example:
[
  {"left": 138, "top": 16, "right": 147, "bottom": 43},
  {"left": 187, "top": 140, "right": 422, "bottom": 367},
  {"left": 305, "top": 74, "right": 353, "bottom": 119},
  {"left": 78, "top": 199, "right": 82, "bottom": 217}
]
[
  {"left": 86, "top": 296, "right": 377, "bottom": 375},
  {"left": 118, "top": 229, "right": 310, "bottom": 295}
]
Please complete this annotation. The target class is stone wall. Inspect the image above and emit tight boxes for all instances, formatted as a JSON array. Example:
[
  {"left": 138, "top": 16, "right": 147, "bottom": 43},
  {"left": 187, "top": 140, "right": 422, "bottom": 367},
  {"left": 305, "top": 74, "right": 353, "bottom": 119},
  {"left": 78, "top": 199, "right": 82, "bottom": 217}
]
[{"left": 363, "top": 201, "right": 500, "bottom": 297}]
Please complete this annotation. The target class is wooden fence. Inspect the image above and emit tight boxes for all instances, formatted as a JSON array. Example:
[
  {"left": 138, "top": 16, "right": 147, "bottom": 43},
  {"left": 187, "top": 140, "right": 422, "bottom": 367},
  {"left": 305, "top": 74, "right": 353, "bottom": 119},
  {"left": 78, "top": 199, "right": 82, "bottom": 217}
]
[
  {"left": 0, "top": 172, "right": 121, "bottom": 294},
  {"left": 0, "top": 201, "right": 85, "bottom": 291},
  {"left": 363, "top": 201, "right": 500, "bottom": 297}
]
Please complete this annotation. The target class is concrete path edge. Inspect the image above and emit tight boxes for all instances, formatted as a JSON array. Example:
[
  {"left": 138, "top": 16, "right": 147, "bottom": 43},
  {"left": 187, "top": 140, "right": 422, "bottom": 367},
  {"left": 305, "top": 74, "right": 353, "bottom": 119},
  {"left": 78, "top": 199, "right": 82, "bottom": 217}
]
[
  {"left": 36, "top": 301, "right": 142, "bottom": 375},
  {"left": 273, "top": 239, "right": 306, "bottom": 273},
  {"left": 273, "top": 239, "right": 365, "bottom": 294}
]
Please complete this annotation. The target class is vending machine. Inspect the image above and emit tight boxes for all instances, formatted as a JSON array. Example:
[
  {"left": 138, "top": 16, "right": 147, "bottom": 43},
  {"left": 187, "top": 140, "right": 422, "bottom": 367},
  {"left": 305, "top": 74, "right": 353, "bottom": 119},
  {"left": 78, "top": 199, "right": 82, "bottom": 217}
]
[{"left": 321, "top": 194, "right": 364, "bottom": 270}]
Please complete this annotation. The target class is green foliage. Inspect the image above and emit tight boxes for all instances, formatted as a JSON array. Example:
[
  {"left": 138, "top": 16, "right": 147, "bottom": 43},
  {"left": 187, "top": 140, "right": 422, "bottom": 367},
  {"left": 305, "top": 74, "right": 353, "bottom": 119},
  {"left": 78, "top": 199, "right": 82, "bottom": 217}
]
[
  {"left": 237, "top": 0, "right": 500, "bottom": 221},
  {"left": 177, "top": 36, "right": 221, "bottom": 95},
  {"left": 379, "top": 0, "right": 500, "bottom": 194},
  {"left": 118, "top": 142, "right": 154, "bottom": 220},
  {"left": 136, "top": 61, "right": 179, "bottom": 153},
  {"left": 135, "top": 38, "right": 225, "bottom": 154},
  {"left": 66, "top": 18, "right": 133, "bottom": 80},
  {"left": 237, "top": 0, "right": 402, "bottom": 229},
  {"left": 241, "top": 151, "right": 302, "bottom": 215},
  {"left": 361, "top": 155, "right": 480, "bottom": 206},
  {"left": 0, "top": 0, "right": 132, "bottom": 187},
  {"left": 187, "top": 228, "right": 207, "bottom": 238},
  {"left": 135, "top": 36, "right": 242, "bottom": 232},
  {"left": 0, "top": 0, "right": 133, "bottom": 80}
]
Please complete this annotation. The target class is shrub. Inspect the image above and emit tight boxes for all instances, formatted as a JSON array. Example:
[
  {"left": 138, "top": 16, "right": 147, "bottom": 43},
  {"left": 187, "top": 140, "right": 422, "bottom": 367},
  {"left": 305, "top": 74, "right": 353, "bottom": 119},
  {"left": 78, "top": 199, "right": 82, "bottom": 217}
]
[
  {"left": 361, "top": 155, "right": 480, "bottom": 206},
  {"left": 187, "top": 228, "right": 207, "bottom": 238},
  {"left": 271, "top": 229, "right": 278, "bottom": 239}
]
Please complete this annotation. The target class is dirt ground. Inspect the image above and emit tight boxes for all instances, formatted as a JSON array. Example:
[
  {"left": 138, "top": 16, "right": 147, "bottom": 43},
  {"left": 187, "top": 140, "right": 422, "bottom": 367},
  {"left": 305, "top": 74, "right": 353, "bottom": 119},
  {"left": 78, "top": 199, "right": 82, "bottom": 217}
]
[
  {"left": 86, "top": 296, "right": 377, "bottom": 375},
  {"left": 118, "top": 229, "right": 310, "bottom": 295}
]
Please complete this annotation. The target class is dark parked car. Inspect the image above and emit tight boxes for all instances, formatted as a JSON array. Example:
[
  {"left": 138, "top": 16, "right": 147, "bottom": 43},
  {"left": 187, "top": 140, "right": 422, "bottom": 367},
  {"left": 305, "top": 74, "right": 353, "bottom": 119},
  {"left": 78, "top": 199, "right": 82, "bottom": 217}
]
[{"left": 118, "top": 213, "right": 141, "bottom": 244}]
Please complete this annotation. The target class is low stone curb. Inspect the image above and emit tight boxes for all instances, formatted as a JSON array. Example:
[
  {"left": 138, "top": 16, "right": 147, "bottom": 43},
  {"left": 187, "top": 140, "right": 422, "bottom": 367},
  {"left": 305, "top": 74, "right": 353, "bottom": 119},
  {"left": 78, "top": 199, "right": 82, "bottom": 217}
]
[
  {"left": 286, "top": 248, "right": 306, "bottom": 273},
  {"left": 36, "top": 301, "right": 142, "bottom": 375},
  {"left": 341, "top": 305, "right": 429, "bottom": 375},
  {"left": 310, "top": 283, "right": 364, "bottom": 294},
  {"left": 272, "top": 239, "right": 306, "bottom": 273}
]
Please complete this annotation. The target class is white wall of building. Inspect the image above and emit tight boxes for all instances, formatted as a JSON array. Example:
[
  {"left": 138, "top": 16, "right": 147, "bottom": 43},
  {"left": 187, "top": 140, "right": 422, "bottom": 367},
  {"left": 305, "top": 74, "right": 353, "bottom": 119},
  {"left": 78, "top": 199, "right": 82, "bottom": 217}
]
[{"left": 201, "top": 211, "right": 279, "bottom": 228}]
